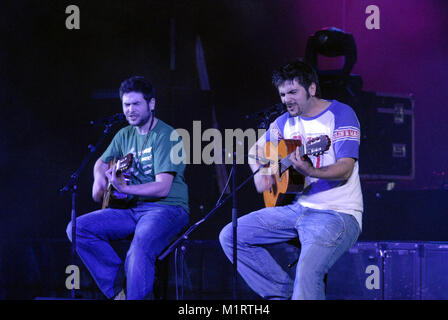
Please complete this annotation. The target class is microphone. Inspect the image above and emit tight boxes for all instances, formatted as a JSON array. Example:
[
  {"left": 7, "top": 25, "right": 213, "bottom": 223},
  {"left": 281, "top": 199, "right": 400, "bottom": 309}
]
[
  {"left": 245, "top": 103, "right": 285, "bottom": 120},
  {"left": 90, "top": 113, "right": 127, "bottom": 126}
]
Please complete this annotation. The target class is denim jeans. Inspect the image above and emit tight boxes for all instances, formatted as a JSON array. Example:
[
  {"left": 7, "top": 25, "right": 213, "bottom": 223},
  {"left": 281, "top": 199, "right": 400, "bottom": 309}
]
[
  {"left": 66, "top": 202, "right": 189, "bottom": 300},
  {"left": 219, "top": 202, "right": 360, "bottom": 300}
]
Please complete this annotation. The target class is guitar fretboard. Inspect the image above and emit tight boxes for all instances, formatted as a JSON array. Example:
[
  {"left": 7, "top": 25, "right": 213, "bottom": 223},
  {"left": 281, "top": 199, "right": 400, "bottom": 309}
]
[{"left": 279, "top": 144, "right": 306, "bottom": 175}]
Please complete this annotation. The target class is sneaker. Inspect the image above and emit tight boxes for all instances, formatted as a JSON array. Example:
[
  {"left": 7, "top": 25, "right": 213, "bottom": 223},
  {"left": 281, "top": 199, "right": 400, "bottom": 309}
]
[{"left": 113, "top": 289, "right": 126, "bottom": 300}]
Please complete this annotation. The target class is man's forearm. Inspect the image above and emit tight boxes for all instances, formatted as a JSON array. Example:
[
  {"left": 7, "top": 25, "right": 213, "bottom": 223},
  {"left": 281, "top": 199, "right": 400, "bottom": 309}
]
[
  {"left": 92, "top": 158, "right": 108, "bottom": 202},
  {"left": 108, "top": 171, "right": 175, "bottom": 199},
  {"left": 307, "top": 158, "right": 355, "bottom": 181},
  {"left": 121, "top": 181, "right": 170, "bottom": 199}
]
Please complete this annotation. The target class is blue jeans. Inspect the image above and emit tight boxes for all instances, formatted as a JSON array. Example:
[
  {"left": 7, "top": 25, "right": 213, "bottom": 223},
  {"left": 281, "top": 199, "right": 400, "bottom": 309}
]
[
  {"left": 66, "top": 202, "right": 189, "bottom": 300},
  {"left": 219, "top": 202, "right": 360, "bottom": 300}
]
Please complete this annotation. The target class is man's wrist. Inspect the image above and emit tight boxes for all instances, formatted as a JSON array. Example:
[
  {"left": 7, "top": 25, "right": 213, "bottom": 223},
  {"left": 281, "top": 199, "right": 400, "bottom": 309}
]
[
  {"left": 306, "top": 166, "right": 318, "bottom": 178},
  {"left": 119, "top": 184, "right": 130, "bottom": 194}
]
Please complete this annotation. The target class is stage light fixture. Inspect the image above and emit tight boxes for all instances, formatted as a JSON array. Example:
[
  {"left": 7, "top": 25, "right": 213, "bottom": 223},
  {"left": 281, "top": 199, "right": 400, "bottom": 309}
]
[{"left": 305, "top": 27, "right": 357, "bottom": 75}]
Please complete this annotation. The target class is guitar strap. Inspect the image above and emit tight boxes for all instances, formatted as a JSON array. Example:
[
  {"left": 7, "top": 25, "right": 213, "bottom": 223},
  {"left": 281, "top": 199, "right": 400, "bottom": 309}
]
[{"left": 134, "top": 111, "right": 155, "bottom": 170}]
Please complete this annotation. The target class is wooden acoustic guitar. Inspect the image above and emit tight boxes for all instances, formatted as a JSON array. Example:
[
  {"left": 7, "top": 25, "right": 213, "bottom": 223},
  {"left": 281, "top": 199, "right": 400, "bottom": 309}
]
[
  {"left": 102, "top": 153, "right": 134, "bottom": 209},
  {"left": 262, "top": 136, "right": 331, "bottom": 207}
]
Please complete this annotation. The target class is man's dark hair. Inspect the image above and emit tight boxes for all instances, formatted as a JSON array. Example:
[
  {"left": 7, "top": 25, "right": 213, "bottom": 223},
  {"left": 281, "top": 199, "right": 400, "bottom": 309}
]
[
  {"left": 272, "top": 59, "right": 321, "bottom": 98},
  {"left": 119, "top": 76, "right": 155, "bottom": 102}
]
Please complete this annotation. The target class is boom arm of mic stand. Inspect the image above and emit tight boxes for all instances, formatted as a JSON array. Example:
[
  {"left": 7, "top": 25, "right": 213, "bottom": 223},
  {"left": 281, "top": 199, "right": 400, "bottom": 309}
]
[
  {"left": 157, "top": 162, "right": 268, "bottom": 261},
  {"left": 60, "top": 124, "right": 114, "bottom": 194}
]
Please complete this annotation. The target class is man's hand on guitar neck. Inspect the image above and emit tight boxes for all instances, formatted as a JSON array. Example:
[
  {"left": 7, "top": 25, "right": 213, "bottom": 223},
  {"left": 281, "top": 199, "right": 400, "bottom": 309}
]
[{"left": 289, "top": 147, "right": 315, "bottom": 177}]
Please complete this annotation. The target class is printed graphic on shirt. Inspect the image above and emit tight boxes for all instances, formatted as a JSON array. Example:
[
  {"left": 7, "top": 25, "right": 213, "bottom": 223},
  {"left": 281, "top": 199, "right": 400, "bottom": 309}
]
[
  {"left": 333, "top": 126, "right": 361, "bottom": 143},
  {"left": 127, "top": 146, "right": 153, "bottom": 178}
]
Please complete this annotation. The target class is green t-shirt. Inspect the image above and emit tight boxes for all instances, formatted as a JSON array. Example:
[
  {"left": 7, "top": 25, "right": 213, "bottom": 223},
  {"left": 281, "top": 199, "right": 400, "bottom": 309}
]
[{"left": 101, "top": 119, "right": 189, "bottom": 213}]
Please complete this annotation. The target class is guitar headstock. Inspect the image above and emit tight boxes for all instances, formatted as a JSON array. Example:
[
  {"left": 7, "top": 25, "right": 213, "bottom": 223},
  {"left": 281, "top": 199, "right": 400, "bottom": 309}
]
[
  {"left": 116, "top": 153, "right": 134, "bottom": 174},
  {"left": 305, "top": 135, "right": 331, "bottom": 156}
]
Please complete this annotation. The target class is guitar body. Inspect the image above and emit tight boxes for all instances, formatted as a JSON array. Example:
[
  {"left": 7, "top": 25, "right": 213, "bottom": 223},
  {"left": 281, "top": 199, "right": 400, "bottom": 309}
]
[
  {"left": 102, "top": 153, "right": 134, "bottom": 209},
  {"left": 101, "top": 159, "right": 116, "bottom": 209},
  {"left": 263, "top": 139, "right": 306, "bottom": 207}
]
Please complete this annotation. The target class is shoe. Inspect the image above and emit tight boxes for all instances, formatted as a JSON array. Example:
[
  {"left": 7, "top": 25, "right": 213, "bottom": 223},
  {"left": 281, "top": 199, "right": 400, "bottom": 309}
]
[{"left": 113, "top": 289, "right": 126, "bottom": 300}]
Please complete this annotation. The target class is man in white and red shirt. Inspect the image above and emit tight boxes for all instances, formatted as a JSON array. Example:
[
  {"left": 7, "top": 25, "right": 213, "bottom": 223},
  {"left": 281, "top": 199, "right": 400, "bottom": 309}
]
[{"left": 220, "top": 59, "right": 363, "bottom": 300}]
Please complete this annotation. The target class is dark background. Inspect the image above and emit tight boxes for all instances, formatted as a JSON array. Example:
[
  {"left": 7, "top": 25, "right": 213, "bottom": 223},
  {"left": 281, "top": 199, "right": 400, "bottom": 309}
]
[{"left": 0, "top": 0, "right": 448, "bottom": 299}]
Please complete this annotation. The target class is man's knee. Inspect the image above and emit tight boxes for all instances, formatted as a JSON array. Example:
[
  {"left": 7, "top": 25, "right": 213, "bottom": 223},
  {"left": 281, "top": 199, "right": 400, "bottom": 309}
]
[
  {"left": 66, "top": 221, "right": 73, "bottom": 242},
  {"left": 65, "top": 216, "right": 91, "bottom": 242},
  {"left": 218, "top": 223, "right": 233, "bottom": 248}
]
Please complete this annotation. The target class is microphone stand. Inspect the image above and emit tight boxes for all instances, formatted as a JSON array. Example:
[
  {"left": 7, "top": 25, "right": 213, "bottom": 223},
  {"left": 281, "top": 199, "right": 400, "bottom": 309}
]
[
  {"left": 59, "top": 120, "right": 119, "bottom": 299},
  {"left": 232, "top": 152, "right": 238, "bottom": 300},
  {"left": 159, "top": 106, "right": 283, "bottom": 300},
  {"left": 158, "top": 158, "right": 268, "bottom": 300},
  {"left": 245, "top": 103, "right": 285, "bottom": 129}
]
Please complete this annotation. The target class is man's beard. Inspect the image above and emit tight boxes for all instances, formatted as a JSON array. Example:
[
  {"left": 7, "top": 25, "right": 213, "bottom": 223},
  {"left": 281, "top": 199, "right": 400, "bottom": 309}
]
[
  {"left": 129, "top": 109, "right": 152, "bottom": 127},
  {"left": 287, "top": 105, "right": 302, "bottom": 117}
]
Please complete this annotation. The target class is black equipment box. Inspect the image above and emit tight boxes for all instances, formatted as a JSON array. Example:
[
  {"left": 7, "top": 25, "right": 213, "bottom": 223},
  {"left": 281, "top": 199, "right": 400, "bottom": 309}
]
[
  {"left": 326, "top": 241, "right": 448, "bottom": 300},
  {"left": 326, "top": 242, "right": 383, "bottom": 300},
  {"left": 318, "top": 72, "right": 415, "bottom": 180},
  {"left": 359, "top": 92, "right": 415, "bottom": 180},
  {"left": 380, "top": 242, "right": 421, "bottom": 300},
  {"left": 421, "top": 243, "right": 448, "bottom": 299}
]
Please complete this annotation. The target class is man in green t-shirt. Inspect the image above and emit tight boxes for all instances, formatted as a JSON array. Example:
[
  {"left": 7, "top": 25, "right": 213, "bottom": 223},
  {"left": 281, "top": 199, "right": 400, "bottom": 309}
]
[{"left": 66, "top": 76, "right": 189, "bottom": 300}]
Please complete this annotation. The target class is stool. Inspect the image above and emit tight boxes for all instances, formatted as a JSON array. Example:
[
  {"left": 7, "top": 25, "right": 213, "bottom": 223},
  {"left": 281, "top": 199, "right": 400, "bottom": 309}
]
[{"left": 154, "top": 228, "right": 189, "bottom": 300}]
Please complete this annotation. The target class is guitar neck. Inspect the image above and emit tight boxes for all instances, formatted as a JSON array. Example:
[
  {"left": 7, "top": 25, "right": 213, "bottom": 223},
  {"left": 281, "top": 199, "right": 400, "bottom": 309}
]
[{"left": 279, "top": 144, "right": 306, "bottom": 175}]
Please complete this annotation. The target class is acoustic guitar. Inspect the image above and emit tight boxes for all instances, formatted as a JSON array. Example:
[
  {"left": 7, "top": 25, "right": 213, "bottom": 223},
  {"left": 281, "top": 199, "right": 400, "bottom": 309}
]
[
  {"left": 262, "top": 136, "right": 331, "bottom": 207},
  {"left": 102, "top": 153, "right": 134, "bottom": 209}
]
